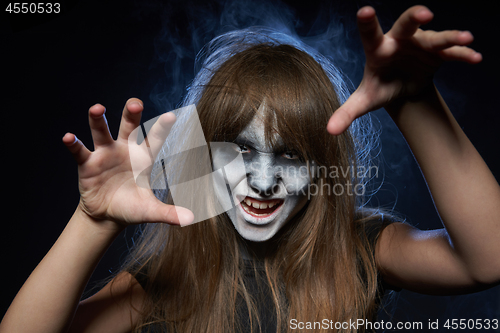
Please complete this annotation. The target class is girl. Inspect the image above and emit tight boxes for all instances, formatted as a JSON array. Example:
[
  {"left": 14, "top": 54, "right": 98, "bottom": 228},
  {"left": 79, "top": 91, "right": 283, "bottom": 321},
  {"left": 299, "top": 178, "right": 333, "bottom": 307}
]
[{"left": 1, "top": 5, "right": 499, "bottom": 333}]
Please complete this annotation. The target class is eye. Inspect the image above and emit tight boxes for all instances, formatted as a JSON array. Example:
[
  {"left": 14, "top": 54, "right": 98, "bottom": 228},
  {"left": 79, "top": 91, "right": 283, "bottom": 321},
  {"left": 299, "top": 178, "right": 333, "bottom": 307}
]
[
  {"left": 282, "top": 150, "right": 299, "bottom": 160},
  {"left": 235, "top": 144, "right": 250, "bottom": 153}
]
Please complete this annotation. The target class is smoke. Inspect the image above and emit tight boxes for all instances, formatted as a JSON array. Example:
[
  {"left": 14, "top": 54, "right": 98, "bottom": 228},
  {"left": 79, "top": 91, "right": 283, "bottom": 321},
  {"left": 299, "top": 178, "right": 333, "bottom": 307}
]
[
  {"left": 130, "top": 0, "right": 407, "bottom": 216},
  {"left": 130, "top": 0, "right": 362, "bottom": 115},
  {"left": 128, "top": 0, "right": 451, "bottom": 218},
  {"left": 124, "top": 0, "right": 500, "bottom": 329}
]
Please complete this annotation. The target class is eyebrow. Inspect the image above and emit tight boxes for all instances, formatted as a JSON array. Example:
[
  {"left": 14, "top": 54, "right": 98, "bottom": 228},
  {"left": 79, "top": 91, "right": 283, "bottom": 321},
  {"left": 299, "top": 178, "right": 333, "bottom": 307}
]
[
  {"left": 233, "top": 135, "right": 289, "bottom": 153},
  {"left": 233, "top": 135, "right": 258, "bottom": 148}
]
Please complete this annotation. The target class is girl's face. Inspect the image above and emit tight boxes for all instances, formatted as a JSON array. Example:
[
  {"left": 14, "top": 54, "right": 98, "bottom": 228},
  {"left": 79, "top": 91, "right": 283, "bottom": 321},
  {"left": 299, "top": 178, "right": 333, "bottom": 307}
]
[{"left": 211, "top": 108, "right": 311, "bottom": 242}]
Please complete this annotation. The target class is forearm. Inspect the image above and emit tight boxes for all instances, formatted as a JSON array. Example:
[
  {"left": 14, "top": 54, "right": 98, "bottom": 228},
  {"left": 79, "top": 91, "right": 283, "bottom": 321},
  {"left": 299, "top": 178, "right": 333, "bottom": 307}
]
[
  {"left": 0, "top": 207, "right": 124, "bottom": 333},
  {"left": 387, "top": 85, "right": 500, "bottom": 283}
]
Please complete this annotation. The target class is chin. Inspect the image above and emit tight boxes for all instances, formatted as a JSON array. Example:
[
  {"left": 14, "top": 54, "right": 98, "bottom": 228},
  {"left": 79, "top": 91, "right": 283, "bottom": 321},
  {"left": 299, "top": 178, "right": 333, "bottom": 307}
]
[
  {"left": 235, "top": 223, "right": 280, "bottom": 242},
  {"left": 230, "top": 199, "right": 290, "bottom": 242}
]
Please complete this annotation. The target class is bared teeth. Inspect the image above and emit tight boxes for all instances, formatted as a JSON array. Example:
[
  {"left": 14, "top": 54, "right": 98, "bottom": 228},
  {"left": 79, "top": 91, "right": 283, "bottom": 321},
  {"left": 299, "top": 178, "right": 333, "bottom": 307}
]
[{"left": 242, "top": 197, "right": 281, "bottom": 214}]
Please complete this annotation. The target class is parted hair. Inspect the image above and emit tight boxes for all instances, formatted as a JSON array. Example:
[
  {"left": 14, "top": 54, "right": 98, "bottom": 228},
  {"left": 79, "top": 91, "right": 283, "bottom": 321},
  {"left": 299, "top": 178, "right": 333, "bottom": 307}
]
[{"left": 120, "top": 28, "right": 391, "bottom": 333}]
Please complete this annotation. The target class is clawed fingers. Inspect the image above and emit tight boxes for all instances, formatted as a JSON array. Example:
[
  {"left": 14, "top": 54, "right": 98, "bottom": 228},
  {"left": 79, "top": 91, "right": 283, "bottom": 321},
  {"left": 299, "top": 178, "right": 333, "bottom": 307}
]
[
  {"left": 439, "top": 46, "right": 482, "bottom": 64},
  {"left": 412, "top": 29, "right": 481, "bottom": 64},
  {"left": 88, "top": 104, "right": 113, "bottom": 148},
  {"left": 62, "top": 133, "right": 91, "bottom": 165},
  {"left": 336, "top": 5, "right": 483, "bottom": 138},
  {"left": 118, "top": 98, "right": 144, "bottom": 141},
  {"left": 63, "top": 103, "right": 112, "bottom": 165},
  {"left": 142, "top": 112, "right": 176, "bottom": 158},
  {"left": 327, "top": 91, "right": 371, "bottom": 135},
  {"left": 388, "top": 5, "right": 482, "bottom": 65},
  {"left": 357, "top": 6, "right": 384, "bottom": 52},
  {"left": 145, "top": 199, "right": 195, "bottom": 226},
  {"left": 327, "top": 109, "right": 354, "bottom": 136},
  {"left": 127, "top": 110, "right": 176, "bottom": 190},
  {"left": 65, "top": 98, "right": 146, "bottom": 164},
  {"left": 388, "top": 5, "right": 434, "bottom": 40},
  {"left": 415, "top": 29, "right": 474, "bottom": 51}
]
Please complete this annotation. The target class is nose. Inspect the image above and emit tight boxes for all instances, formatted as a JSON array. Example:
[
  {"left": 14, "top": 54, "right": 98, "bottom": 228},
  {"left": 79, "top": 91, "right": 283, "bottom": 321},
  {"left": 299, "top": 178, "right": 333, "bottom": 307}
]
[{"left": 247, "top": 154, "right": 280, "bottom": 197}]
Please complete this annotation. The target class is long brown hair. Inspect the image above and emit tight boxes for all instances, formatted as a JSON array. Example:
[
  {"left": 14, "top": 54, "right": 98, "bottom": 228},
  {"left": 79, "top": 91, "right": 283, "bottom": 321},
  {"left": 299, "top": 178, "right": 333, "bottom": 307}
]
[{"left": 121, "top": 28, "right": 390, "bottom": 333}]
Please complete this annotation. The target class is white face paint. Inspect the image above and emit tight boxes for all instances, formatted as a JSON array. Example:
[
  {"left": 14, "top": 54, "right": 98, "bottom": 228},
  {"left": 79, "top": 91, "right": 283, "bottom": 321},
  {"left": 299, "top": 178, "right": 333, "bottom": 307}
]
[{"left": 211, "top": 110, "right": 311, "bottom": 242}]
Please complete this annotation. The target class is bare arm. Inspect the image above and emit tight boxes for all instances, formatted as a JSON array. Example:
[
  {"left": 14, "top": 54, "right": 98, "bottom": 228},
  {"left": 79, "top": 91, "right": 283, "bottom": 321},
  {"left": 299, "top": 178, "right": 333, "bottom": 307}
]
[
  {"left": 380, "top": 86, "right": 500, "bottom": 291},
  {"left": 69, "top": 272, "right": 146, "bottom": 333},
  {"left": 328, "top": 6, "right": 500, "bottom": 293},
  {"left": 0, "top": 209, "right": 123, "bottom": 333},
  {"left": 0, "top": 100, "right": 192, "bottom": 332}
]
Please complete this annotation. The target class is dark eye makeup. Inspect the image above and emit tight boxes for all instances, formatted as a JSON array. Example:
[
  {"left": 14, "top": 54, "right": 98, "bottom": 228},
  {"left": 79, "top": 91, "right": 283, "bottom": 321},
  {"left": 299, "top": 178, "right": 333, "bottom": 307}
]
[{"left": 231, "top": 138, "right": 304, "bottom": 161}]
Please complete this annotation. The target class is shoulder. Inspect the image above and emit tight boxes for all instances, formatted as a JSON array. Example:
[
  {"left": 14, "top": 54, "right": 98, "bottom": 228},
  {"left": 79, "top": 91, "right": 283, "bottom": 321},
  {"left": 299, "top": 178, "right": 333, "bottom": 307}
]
[
  {"left": 375, "top": 223, "right": 490, "bottom": 294},
  {"left": 355, "top": 208, "right": 398, "bottom": 247},
  {"left": 69, "top": 272, "right": 146, "bottom": 333}
]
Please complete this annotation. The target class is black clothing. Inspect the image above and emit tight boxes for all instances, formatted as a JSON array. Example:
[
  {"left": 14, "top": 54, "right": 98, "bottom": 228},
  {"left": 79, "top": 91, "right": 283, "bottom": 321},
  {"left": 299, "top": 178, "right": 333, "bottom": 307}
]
[{"left": 133, "top": 218, "right": 397, "bottom": 332}]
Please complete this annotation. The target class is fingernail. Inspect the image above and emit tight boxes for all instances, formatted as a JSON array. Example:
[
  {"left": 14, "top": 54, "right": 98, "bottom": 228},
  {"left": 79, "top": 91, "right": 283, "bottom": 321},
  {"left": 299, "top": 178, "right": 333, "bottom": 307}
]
[
  {"left": 129, "top": 101, "right": 143, "bottom": 108},
  {"left": 63, "top": 133, "right": 78, "bottom": 145},
  {"left": 89, "top": 104, "right": 106, "bottom": 118},
  {"left": 177, "top": 208, "right": 195, "bottom": 226}
]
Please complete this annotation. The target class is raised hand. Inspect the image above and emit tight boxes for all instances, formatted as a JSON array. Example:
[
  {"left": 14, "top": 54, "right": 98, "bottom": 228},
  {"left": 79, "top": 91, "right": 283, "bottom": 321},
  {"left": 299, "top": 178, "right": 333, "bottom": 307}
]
[
  {"left": 63, "top": 98, "right": 194, "bottom": 227},
  {"left": 327, "top": 6, "right": 482, "bottom": 135}
]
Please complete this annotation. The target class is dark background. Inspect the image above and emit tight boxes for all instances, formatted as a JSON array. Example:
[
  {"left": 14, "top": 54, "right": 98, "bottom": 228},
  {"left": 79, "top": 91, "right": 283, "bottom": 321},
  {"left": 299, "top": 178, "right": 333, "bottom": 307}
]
[{"left": 2, "top": 0, "right": 499, "bottom": 331}]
